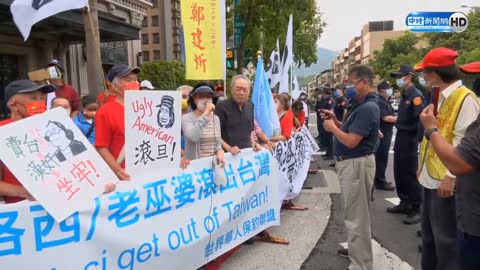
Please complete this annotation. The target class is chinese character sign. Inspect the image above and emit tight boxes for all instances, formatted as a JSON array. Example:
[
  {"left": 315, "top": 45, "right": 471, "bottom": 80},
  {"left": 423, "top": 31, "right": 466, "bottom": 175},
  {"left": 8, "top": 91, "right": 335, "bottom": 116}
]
[
  {"left": 181, "top": 0, "right": 226, "bottom": 80},
  {"left": 274, "top": 127, "right": 319, "bottom": 200},
  {"left": 0, "top": 149, "right": 280, "bottom": 270},
  {"left": 0, "top": 108, "right": 117, "bottom": 222},
  {"left": 125, "top": 91, "right": 182, "bottom": 181}
]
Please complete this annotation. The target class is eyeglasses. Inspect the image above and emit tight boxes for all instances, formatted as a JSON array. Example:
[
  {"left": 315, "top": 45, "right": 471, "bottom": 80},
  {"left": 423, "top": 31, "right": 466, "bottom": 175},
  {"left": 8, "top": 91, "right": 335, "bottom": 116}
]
[{"left": 346, "top": 79, "right": 363, "bottom": 86}]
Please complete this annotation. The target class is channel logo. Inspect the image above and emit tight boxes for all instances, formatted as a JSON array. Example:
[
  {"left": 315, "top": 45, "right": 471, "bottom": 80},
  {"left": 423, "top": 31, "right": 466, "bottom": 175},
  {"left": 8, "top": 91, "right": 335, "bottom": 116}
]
[{"left": 406, "top": 12, "right": 468, "bottom": 33}]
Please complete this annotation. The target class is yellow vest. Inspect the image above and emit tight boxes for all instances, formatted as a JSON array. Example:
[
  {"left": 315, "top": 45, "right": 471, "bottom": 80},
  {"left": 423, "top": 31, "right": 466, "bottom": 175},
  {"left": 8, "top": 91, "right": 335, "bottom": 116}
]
[{"left": 419, "top": 86, "right": 478, "bottom": 180}]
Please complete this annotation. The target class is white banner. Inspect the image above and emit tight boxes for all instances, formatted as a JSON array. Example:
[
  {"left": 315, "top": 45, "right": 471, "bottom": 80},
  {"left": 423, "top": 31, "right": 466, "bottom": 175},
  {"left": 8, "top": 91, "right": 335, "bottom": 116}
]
[
  {"left": 0, "top": 149, "right": 281, "bottom": 270},
  {"left": 11, "top": 0, "right": 89, "bottom": 41},
  {"left": 125, "top": 91, "right": 182, "bottom": 181},
  {"left": 274, "top": 127, "right": 319, "bottom": 200},
  {"left": 279, "top": 14, "right": 293, "bottom": 93},
  {"left": 0, "top": 108, "right": 117, "bottom": 222}
]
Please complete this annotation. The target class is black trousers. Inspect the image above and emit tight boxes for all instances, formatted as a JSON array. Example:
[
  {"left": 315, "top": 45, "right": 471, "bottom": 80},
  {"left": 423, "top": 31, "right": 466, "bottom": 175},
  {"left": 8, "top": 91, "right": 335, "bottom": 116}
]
[
  {"left": 393, "top": 130, "right": 421, "bottom": 208},
  {"left": 458, "top": 231, "right": 480, "bottom": 270},
  {"left": 317, "top": 116, "right": 323, "bottom": 139},
  {"left": 374, "top": 127, "right": 393, "bottom": 186},
  {"left": 421, "top": 188, "right": 459, "bottom": 270}
]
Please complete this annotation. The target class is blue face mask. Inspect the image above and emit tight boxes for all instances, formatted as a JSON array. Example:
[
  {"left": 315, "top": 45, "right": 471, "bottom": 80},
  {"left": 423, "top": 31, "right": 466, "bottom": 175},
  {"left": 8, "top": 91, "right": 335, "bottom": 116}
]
[{"left": 345, "top": 86, "right": 357, "bottom": 100}]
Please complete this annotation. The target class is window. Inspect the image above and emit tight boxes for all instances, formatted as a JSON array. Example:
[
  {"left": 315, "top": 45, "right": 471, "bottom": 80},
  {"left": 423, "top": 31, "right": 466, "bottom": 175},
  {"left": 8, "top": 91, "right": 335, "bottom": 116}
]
[
  {"left": 143, "top": 51, "right": 150, "bottom": 62},
  {"left": 142, "top": 34, "right": 149, "bottom": 45},
  {"left": 153, "top": 50, "right": 161, "bottom": 60},
  {"left": 141, "top": 17, "right": 148, "bottom": 27},
  {"left": 152, "top": 16, "right": 159, "bottom": 26},
  {"left": 153, "top": 33, "right": 160, "bottom": 44},
  {"left": 152, "top": 0, "right": 158, "bottom": 7}
]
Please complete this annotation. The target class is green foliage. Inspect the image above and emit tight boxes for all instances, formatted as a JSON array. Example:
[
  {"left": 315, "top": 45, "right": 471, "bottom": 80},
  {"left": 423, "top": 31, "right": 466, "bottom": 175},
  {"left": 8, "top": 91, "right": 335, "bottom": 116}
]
[{"left": 232, "top": 0, "right": 326, "bottom": 69}]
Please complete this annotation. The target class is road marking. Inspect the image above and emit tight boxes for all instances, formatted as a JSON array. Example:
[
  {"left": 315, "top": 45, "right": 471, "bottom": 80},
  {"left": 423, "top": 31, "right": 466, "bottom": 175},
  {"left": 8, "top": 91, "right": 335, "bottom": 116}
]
[{"left": 385, "top": 197, "right": 400, "bottom": 206}]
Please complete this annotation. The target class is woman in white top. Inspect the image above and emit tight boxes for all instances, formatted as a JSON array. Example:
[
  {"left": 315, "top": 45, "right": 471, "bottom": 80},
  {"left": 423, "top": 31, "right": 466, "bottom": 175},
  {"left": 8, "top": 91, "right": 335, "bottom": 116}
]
[{"left": 181, "top": 83, "right": 225, "bottom": 166}]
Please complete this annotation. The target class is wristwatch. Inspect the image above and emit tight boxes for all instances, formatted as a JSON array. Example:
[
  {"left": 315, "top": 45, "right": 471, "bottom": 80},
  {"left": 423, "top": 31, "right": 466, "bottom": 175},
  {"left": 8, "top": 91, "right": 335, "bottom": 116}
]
[{"left": 425, "top": 128, "right": 439, "bottom": 141}]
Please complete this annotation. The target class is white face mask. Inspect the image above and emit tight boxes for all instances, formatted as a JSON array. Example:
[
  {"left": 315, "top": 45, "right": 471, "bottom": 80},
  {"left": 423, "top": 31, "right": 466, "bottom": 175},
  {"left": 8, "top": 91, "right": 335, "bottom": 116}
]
[
  {"left": 419, "top": 75, "right": 429, "bottom": 87},
  {"left": 385, "top": 88, "right": 393, "bottom": 97},
  {"left": 195, "top": 98, "right": 213, "bottom": 111},
  {"left": 64, "top": 108, "right": 71, "bottom": 116},
  {"left": 396, "top": 78, "right": 406, "bottom": 89}
]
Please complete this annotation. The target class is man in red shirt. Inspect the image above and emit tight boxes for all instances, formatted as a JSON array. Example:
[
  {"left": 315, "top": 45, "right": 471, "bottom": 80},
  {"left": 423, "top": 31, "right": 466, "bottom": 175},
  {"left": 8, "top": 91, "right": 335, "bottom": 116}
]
[
  {"left": 0, "top": 80, "right": 55, "bottom": 203},
  {"left": 95, "top": 64, "right": 140, "bottom": 180},
  {"left": 46, "top": 60, "right": 81, "bottom": 117}
]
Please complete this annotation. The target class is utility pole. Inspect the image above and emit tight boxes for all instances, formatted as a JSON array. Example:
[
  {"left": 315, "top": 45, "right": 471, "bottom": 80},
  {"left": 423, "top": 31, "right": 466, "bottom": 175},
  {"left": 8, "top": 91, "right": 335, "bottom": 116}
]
[{"left": 83, "top": 0, "right": 104, "bottom": 96}]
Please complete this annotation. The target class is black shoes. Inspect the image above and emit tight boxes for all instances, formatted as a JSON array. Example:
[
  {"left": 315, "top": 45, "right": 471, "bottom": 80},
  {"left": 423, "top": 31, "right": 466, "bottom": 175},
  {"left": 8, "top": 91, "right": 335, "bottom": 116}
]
[
  {"left": 337, "top": 247, "right": 348, "bottom": 258},
  {"left": 386, "top": 202, "right": 409, "bottom": 214},
  {"left": 403, "top": 210, "right": 421, "bottom": 225},
  {"left": 375, "top": 182, "right": 395, "bottom": 191}
]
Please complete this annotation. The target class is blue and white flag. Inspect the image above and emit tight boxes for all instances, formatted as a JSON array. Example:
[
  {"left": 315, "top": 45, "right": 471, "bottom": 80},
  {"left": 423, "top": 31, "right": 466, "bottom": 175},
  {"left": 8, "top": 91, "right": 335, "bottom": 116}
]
[
  {"left": 11, "top": 0, "right": 89, "bottom": 41},
  {"left": 252, "top": 57, "right": 281, "bottom": 138}
]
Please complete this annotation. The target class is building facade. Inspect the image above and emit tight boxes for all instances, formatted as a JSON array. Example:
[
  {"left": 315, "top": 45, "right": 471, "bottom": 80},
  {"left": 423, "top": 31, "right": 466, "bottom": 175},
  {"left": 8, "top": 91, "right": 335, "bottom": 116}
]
[
  {"left": 0, "top": 0, "right": 152, "bottom": 117},
  {"left": 141, "top": 0, "right": 182, "bottom": 62}
]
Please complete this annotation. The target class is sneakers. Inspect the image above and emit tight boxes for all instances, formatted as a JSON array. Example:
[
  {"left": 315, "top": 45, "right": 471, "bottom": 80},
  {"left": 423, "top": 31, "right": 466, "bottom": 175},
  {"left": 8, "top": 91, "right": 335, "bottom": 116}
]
[
  {"left": 403, "top": 211, "right": 421, "bottom": 225},
  {"left": 386, "top": 202, "right": 409, "bottom": 214},
  {"left": 337, "top": 247, "right": 348, "bottom": 258}
]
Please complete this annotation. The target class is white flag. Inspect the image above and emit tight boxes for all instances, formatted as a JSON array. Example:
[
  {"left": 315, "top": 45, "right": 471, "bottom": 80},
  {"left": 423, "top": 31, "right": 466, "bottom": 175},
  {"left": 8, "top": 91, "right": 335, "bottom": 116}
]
[
  {"left": 291, "top": 74, "right": 302, "bottom": 100},
  {"left": 279, "top": 14, "right": 293, "bottom": 94},
  {"left": 266, "top": 39, "right": 282, "bottom": 88},
  {"left": 11, "top": 0, "right": 89, "bottom": 41}
]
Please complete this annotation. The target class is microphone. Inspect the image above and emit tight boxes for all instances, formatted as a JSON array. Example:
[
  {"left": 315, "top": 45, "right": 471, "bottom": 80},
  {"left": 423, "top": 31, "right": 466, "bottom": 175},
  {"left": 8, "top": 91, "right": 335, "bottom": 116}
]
[{"left": 204, "top": 101, "right": 215, "bottom": 113}]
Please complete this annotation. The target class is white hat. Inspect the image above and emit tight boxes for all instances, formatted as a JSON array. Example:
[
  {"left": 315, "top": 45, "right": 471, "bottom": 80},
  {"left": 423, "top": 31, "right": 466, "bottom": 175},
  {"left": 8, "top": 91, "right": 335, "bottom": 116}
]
[{"left": 140, "top": 80, "right": 154, "bottom": 90}]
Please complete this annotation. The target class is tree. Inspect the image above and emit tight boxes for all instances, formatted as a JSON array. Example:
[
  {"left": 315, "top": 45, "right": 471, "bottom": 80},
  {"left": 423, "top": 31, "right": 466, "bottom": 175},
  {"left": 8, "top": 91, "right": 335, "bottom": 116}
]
[{"left": 231, "top": 0, "right": 326, "bottom": 73}]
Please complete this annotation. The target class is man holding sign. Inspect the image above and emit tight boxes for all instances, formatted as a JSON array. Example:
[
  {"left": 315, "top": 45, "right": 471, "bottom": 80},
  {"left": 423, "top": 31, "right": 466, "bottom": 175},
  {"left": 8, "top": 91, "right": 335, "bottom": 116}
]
[
  {"left": 95, "top": 64, "right": 140, "bottom": 181},
  {"left": 0, "top": 80, "right": 55, "bottom": 203}
]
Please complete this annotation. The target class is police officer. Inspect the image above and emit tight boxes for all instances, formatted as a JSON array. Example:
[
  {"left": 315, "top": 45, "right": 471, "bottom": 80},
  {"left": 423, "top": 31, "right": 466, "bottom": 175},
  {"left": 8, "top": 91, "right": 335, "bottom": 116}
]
[
  {"left": 333, "top": 84, "right": 349, "bottom": 122},
  {"left": 375, "top": 80, "right": 396, "bottom": 191},
  {"left": 387, "top": 65, "right": 425, "bottom": 225},
  {"left": 320, "top": 87, "right": 334, "bottom": 158}
]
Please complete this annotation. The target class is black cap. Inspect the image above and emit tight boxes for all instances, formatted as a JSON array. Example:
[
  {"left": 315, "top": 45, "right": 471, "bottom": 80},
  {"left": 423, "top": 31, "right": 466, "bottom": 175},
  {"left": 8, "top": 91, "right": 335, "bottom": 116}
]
[
  {"left": 377, "top": 80, "right": 392, "bottom": 91},
  {"left": 390, "top": 65, "right": 414, "bottom": 78},
  {"left": 335, "top": 84, "right": 346, "bottom": 90},
  {"left": 46, "top": 59, "right": 64, "bottom": 72},
  {"left": 106, "top": 64, "right": 141, "bottom": 82},
  {"left": 322, "top": 87, "right": 333, "bottom": 95},
  {"left": 5, "top": 80, "right": 55, "bottom": 102}
]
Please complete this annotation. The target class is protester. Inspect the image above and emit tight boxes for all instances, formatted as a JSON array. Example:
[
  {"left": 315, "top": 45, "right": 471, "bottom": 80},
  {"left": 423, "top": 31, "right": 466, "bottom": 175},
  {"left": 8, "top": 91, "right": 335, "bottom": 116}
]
[
  {"left": 215, "top": 84, "right": 225, "bottom": 101},
  {"left": 177, "top": 85, "right": 193, "bottom": 114},
  {"left": 322, "top": 65, "right": 379, "bottom": 270},
  {"left": 374, "top": 80, "right": 396, "bottom": 191},
  {"left": 181, "top": 83, "right": 225, "bottom": 165},
  {"left": 333, "top": 84, "right": 349, "bottom": 122},
  {"left": 459, "top": 61, "right": 480, "bottom": 96},
  {"left": 46, "top": 60, "right": 81, "bottom": 117},
  {"left": 387, "top": 65, "right": 425, "bottom": 225},
  {"left": 299, "top": 92, "right": 309, "bottom": 127},
  {"left": 140, "top": 80, "right": 155, "bottom": 90},
  {"left": 215, "top": 75, "right": 261, "bottom": 154},
  {"left": 270, "top": 93, "right": 295, "bottom": 142},
  {"left": 414, "top": 47, "right": 480, "bottom": 270},
  {"left": 95, "top": 64, "right": 140, "bottom": 180},
  {"left": 292, "top": 100, "right": 305, "bottom": 128},
  {"left": 73, "top": 95, "right": 98, "bottom": 145},
  {"left": 251, "top": 119, "right": 275, "bottom": 150},
  {"left": 50, "top": 96, "right": 72, "bottom": 116},
  {"left": 420, "top": 104, "right": 480, "bottom": 270}
]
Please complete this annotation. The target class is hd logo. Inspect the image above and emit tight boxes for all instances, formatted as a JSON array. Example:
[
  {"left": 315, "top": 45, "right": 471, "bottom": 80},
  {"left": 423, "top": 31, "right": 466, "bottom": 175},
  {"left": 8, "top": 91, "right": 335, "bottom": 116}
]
[{"left": 406, "top": 12, "right": 468, "bottom": 33}]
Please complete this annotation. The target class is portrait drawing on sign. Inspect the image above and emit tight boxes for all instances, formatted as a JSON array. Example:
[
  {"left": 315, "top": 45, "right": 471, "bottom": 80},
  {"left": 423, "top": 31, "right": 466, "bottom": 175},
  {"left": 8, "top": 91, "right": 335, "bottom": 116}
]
[
  {"left": 32, "top": 0, "right": 54, "bottom": 10},
  {"left": 157, "top": 95, "right": 175, "bottom": 128},
  {"left": 44, "top": 121, "right": 87, "bottom": 162}
]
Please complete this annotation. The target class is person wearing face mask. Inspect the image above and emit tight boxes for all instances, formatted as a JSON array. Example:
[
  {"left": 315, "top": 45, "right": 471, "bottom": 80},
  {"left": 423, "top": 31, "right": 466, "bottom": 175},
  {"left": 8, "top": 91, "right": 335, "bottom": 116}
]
[
  {"left": 95, "top": 64, "right": 141, "bottom": 181},
  {"left": 46, "top": 60, "right": 81, "bottom": 117},
  {"left": 181, "top": 83, "right": 225, "bottom": 165},
  {"left": 73, "top": 96, "right": 98, "bottom": 145},
  {"left": 98, "top": 64, "right": 141, "bottom": 105},
  {"left": 321, "top": 87, "right": 335, "bottom": 159},
  {"left": 0, "top": 80, "right": 55, "bottom": 203},
  {"left": 414, "top": 48, "right": 480, "bottom": 270},
  {"left": 333, "top": 84, "right": 349, "bottom": 123},
  {"left": 374, "top": 80, "right": 396, "bottom": 191},
  {"left": 270, "top": 93, "right": 295, "bottom": 142},
  {"left": 50, "top": 96, "right": 72, "bottom": 117},
  {"left": 387, "top": 65, "right": 425, "bottom": 225},
  {"left": 299, "top": 92, "right": 309, "bottom": 127}
]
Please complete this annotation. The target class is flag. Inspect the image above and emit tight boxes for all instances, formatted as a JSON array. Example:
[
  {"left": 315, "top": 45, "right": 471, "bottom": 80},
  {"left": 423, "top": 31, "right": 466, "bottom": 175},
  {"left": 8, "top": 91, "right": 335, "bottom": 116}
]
[
  {"left": 252, "top": 57, "right": 281, "bottom": 138},
  {"left": 11, "top": 0, "right": 89, "bottom": 41},
  {"left": 266, "top": 39, "right": 282, "bottom": 88},
  {"left": 279, "top": 14, "right": 293, "bottom": 93},
  {"left": 291, "top": 74, "right": 302, "bottom": 100}
]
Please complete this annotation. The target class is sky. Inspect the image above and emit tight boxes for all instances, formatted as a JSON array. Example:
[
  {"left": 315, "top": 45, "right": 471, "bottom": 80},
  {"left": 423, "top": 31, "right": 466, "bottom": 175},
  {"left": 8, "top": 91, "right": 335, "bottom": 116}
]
[{"left": 316, "top": 0, "right": 480, "bottom": 51}]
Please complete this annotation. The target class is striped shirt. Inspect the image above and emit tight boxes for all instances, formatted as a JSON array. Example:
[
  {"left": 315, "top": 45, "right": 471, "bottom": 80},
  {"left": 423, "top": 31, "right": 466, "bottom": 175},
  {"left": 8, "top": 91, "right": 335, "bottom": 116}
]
[{"left": 199, "top": 120, "right": 218, "bottom": 158}]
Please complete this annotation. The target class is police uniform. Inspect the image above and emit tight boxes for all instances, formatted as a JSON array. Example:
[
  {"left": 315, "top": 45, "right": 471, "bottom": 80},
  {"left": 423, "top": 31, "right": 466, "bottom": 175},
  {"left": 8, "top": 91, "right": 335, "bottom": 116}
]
[
  {"left": 390, "top": 70, "right": 425, "bottom": 217},
  {"left": 315, "top": 89, "right": 334, "bottom": 146},
  {"left": 334, "top": 95, "right": 349, "bottom": 122},
  {"left": 320, "top": 89, "right": 334, "bottom": 156},
  {"left": 374, "top": 81, "right": 396, "bottom": 190}
]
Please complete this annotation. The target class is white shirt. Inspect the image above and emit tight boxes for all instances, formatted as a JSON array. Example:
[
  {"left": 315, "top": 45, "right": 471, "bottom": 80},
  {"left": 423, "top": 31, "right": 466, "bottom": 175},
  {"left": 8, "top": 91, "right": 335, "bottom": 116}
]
[
  {"left": 302, "top": 101, "right": 309, "bottom": 121},
  {"left": 420, "top": 80, "right": 480, "bottom": 189}
]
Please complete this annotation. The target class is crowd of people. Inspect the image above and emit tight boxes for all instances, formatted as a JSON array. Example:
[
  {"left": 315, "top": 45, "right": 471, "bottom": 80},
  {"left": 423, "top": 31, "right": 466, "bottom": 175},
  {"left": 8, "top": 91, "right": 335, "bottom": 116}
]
[{"left": 1, "top": 46, "right": 480, "bottom": 270}]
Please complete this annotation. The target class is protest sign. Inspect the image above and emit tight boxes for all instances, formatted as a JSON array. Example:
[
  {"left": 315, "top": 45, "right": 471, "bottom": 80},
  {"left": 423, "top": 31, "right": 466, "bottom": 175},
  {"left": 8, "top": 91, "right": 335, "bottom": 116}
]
[
  {"left": 274, "top": 127, "right": 320, "bottom": 200},
  {"left": 125, "top": 91, "right": 182, "bottom": 181},
  {"left": 0, "top": 149, "right": 281, "bottom": 270},
  {"left": 0, "top": 108, "right": 117, "bottom": 222},
  {"left": 181, "top": 0, "right": 226, "bottom": 80}
]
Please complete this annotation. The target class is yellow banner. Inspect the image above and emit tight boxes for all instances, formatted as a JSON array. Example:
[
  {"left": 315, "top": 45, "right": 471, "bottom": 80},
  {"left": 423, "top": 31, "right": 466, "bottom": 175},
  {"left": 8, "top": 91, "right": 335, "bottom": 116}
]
[{"left": 181, "top": 0, "right": 225, "bottom": 80}]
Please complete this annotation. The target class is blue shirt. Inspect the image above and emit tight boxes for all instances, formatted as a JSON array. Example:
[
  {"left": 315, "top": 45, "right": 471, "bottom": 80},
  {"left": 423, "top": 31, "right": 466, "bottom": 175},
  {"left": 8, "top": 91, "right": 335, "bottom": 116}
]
[
  {"left": 334, "top": 93, "right": 380, "bottom": 157},
  {"left": 72, "top": 112, "right": 95, "bottom": 144}
]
